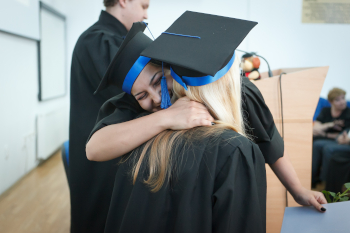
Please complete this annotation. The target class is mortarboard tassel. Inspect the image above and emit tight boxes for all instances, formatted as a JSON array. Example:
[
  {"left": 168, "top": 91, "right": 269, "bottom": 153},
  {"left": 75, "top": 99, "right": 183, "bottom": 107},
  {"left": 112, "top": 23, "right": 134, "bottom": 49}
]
[
  {"left": 160, "top": 63, "right": 172, "bottom": 109},
  {"left": 142, "top": 22, "right": 171, "bottom": 108}
]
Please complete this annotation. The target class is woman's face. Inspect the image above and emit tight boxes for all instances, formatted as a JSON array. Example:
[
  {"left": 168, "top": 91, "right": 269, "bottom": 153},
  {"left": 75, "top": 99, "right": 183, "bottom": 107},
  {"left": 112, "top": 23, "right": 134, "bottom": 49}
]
[
  {"left": 131, "top": 63, "right": 173, "bottom": 112},
  {"left": 331, "top": 94, "right": 347, "bottom": 111}
]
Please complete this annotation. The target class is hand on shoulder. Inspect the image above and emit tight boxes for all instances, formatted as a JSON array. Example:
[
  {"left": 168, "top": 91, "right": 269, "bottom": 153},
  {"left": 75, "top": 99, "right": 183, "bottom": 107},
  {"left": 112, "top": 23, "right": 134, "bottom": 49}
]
[{"left": 160, "top": 97, "right": 215, "bottom": 130}]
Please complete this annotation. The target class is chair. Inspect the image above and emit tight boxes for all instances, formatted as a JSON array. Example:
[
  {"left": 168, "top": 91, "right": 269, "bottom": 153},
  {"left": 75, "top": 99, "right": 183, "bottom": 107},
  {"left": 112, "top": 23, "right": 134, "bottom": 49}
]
[{"left": 61, "top": 140, "right": 70, "bottom": 186}]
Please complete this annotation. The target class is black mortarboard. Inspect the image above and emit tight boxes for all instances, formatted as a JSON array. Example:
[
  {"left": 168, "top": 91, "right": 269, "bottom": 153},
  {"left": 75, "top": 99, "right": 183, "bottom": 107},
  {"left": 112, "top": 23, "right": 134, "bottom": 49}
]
[
  {"left": 242, "top": 53, "right": 254, "bottom": 58},
  {"left": 95, "top": 22, "right": 153, "bottom": 94},
  {"left": 141, "top": 11, "right": 257, "bottom": 89}
]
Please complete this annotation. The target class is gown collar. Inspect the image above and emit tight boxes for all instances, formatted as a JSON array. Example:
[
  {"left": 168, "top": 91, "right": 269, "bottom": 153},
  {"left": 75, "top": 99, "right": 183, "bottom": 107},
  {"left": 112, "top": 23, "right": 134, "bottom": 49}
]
[{"left": 97, "top": 10, "right": 128, "bottom": 36}]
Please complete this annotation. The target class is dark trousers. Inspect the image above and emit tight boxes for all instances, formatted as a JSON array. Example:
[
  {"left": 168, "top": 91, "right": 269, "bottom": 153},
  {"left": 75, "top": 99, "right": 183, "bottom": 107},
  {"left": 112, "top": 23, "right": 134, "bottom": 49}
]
[
  {"left": 326, "top": 151, "right": 350, "bottom": 193},
  {"left": 312, "top": 139, "right": 350, "bottom": 183}
]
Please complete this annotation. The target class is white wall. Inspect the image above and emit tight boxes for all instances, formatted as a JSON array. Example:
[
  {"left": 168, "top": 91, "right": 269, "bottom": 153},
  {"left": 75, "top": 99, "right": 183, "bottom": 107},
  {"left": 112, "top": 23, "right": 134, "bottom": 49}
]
[
  {"left": 0, "top": 0, "right": 104, "bottom": 195},
  {"left": 246, "top": 0, "right": 350, "bottom": 99},
  {"left": 144, "top": 0, "right": 250, "bottom": 50}
]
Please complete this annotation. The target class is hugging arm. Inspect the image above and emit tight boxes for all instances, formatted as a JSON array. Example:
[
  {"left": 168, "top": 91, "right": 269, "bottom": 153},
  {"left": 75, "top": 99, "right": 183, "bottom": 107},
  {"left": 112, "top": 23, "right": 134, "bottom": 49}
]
[{"left": 86, "top": 97, "right": 214, "bottom": 161}]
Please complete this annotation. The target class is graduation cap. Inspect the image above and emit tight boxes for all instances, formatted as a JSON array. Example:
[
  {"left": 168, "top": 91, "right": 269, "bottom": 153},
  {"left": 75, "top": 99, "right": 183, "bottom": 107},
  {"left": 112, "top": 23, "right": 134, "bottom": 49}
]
[
  {"left": 141, "top": 11, "right": 257, "bottom": 94},
  {"left": 95, "top": 22, "right": 153, "bottom": 94},
  {"left": 242, "top": 53, "right": 254, "bottom": 58}
]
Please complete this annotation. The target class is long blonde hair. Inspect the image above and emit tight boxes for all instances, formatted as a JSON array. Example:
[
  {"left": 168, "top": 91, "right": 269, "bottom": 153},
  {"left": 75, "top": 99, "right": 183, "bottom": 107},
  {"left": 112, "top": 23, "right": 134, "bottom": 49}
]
[{"left": 131, "top": 54, "right": 247, "bottom": 192}]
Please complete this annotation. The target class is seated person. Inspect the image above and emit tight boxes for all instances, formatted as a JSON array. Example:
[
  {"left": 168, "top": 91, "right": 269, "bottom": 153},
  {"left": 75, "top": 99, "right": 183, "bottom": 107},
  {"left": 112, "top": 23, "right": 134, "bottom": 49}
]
[
  {"left": 312, "top": 88, "right": 350, "bottom": 185},
  {"left": 326, "top": 129, "right": 350, "bottom": 193}
]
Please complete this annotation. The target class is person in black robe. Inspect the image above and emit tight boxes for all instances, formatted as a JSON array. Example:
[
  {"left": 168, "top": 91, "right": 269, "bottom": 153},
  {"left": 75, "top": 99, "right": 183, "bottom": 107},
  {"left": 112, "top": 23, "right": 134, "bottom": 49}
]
[
  {"left": 105, "top": 129, "right": 266, "bottom": 233},
  {"left": 87, "top": 11, "right": 327, "bottom": 217},
  {"left": 86, "top": 11, "right": 328, "bottom": 232},
  {"left": 69, "top": 1, "right": 149, "bottom": 232},
  {"left": 86, "top": 13, "right": 266, "bottom": 232}
]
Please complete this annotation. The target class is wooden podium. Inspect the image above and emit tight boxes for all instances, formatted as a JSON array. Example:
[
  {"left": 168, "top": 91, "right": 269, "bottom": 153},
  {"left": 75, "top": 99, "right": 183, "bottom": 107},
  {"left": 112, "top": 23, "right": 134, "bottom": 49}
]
[{"left": 253, "top": 67, "right": 328, "bottom": 233}]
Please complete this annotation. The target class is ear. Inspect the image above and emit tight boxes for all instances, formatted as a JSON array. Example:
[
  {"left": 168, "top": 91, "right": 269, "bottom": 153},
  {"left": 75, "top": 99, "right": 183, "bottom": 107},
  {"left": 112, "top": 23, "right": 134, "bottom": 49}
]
[{"left": 118, "top": 0, "right": 128, "bottom": 8}]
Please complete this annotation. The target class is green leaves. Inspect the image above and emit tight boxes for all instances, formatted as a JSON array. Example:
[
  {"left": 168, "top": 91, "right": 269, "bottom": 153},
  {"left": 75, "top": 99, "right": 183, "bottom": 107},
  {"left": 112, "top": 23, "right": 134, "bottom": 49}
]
[
  {"left": 322, "top": 190, "right": 332, "bottom": 203},
  {"left": 322, "top": 182, "right": 350, "bottom": 203},
  {"left": 344, "top": 183, "right": 350, "bottom": 189}
]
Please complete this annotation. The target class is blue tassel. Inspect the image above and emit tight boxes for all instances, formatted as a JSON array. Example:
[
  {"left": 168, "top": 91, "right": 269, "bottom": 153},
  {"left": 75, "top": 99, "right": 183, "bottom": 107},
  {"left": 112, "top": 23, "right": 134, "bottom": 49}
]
[{"left": 160, "top": 77, "right": 172, "bottom": 109}]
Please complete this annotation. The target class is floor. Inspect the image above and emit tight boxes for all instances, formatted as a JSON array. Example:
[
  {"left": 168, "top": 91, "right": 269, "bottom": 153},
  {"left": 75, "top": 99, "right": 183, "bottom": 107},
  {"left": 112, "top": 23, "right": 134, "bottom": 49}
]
[{"left": 0, "top": 150, "right": 70, "bottom": 233}]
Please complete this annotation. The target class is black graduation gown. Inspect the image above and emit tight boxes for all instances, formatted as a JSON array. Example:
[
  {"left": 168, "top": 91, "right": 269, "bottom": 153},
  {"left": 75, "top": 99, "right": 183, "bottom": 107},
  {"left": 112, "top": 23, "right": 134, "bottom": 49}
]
[
  {"left": 241, "top": 77, "right": 284, "bottom": 164},
  {"left": 86, "top": 77, "right": 282, "bottom": 233},
  {"left": 89, "top": 77, "right": 284, "bottom": 165},
  {"left": 104, "top": 130, "right": 266, "bottom": 233},
  {"left": 69, "top": 10, "right": 128, "bottom": 233}
]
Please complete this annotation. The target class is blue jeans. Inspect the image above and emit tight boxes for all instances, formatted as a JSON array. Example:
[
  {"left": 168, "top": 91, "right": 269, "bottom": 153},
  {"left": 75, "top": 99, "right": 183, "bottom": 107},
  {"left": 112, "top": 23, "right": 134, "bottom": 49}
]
[{"left": 312, "top": 139, "right": 350, "bottom": 182}]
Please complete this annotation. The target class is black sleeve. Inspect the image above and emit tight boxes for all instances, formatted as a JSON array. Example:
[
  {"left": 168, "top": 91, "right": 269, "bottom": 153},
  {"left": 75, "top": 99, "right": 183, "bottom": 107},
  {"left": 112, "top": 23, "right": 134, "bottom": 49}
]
[
  {"left": 342, "top": 107, "right": 350, "bottom": 129},
  {"left": 316, "top": 108, "right": 329, "bottom": 123},
  {"left": 241, "top": 77, "right": 284, "bottom": 165},
  {"left": 85, "top": 31, "right": 122, "bottom": 80},
  {"left": 76, "top": 30, "right": 124, "bottom": 99},
  {"left": 212, "top": 142, "right": 266, "bottom": 233},
  {"left": 87, "top": 92, "right": 144, "bottom": 143}
]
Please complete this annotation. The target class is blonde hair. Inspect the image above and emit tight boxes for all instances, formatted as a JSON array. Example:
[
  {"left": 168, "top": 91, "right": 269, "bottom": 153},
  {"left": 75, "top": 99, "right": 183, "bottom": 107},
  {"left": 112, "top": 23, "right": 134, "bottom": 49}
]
[
  {"left": 328, "top": 88, "right": 346, "bottom": 102},
  {"left": 131, "top": 54, "right": 247, "bottom": 192}
]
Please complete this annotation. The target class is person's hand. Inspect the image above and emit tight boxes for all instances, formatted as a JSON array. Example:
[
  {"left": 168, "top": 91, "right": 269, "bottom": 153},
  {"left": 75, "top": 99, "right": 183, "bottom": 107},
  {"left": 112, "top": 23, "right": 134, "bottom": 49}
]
[
  {"left": 293, "top": 187, "right": 327, "bottom": 212},
  {"left": 161, "top": 97, "right": 215, "bottom": 130},
  {"left": 337, "top": 131, "right": 350, "bottom": 145},
  {"left": 332, "top": 120, "right": 344, "bottom": 131},
  {"left": 324, "top": 122, "right": 335, "bottom": 129},
  {"left": 327, "top": 132, "right": 341, "bottom": 139},
  {"left": 334, "top": 119, "right": 344, "bottom": 127},
  {"left": 313, "top": 127, "right": 325, "bottom": 137}
]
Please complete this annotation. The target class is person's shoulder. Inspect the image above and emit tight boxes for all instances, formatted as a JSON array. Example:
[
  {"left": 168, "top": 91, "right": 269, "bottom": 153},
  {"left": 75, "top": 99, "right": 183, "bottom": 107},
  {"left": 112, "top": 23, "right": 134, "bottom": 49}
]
[
  {"left": 74, "top": 22, "right": 122, "bottom": 51},
  {"left": 320, "top": 107, "right": 331, "bottom": 115},
  {"left": 208, "top": 130, "right": 263, "bottom": 174},
  {"left": 91, "top": 93, "right": 144, "bottom": 138},
  {"left": 216, "top": 130, "right": 257, "bottom": 155},
  {"left": 83, "top": 23, "right": 118, "bottom": 38},
  {"left": 222, "top": 129, "right": 254, "bottom": 144},
  {"left": 74, "top": 22, "right": 99, "bottom": 45},
  {"left": 100, "top": 92, "right": 142, "bottom": 113},
  {"left": 316, "top": 107, "right": 331, "bottom": 122},
  {"left": 241, "top": 76, "right": 266, "bottom": 110},
  {"left": 242, "top": 76, "right": 261, "bottom": 97},
  {"left": 343, "top": 107, "right": 350, "bottom": 119}
]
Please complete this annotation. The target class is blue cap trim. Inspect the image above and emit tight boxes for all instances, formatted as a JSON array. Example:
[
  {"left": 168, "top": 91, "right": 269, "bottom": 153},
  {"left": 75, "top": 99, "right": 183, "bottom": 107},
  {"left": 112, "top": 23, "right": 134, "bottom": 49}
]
[
  {"left": 122, "top": 56, "right": 151, "bottom": 94},
  {"left": 170, "top": 52, "right": 235, "bottom": 88},
  {"left": 162, "top": 32, "right": 201, "bottom": 39}
]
